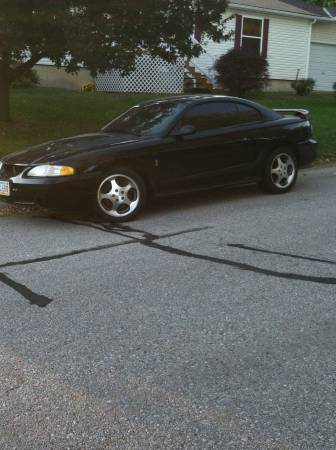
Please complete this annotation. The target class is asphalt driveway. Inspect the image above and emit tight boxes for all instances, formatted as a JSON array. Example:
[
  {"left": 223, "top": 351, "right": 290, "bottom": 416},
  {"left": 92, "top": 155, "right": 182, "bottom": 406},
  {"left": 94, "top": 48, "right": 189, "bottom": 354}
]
[{"left": 0, "top": 165, "right": 335, "bottom": 449}]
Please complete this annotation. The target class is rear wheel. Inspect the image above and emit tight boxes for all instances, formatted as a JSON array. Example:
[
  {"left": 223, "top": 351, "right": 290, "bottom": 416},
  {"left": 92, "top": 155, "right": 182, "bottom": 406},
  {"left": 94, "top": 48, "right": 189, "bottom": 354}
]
[
  {"left": 95, "top": 168, "right": 147, "bottom": 222},
  {"left": 259, "top": 148, "right": 298, "bottom": 194}
]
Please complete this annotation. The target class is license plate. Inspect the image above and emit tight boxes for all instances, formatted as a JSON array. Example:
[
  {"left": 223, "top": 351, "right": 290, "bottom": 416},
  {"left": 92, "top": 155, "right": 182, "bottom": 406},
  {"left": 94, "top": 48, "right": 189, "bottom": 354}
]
[{"left": 0, "top": 181, "right": 10, "bottom": 197}]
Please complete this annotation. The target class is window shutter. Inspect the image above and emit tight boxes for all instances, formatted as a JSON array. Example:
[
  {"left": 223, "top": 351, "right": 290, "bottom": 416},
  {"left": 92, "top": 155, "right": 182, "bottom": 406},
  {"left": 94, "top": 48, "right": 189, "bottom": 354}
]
[
  {"left": 234, "top": 15, "right": 243, "bottom": 50},
  {"left": 194, "top": 24, "right": 202, "bottom": 42},
  {"left": 262, "top": 18, "right": 270, "bottom": 57},
  {"left": 194, "top": 15, "right": 203, "bottom": 42}
]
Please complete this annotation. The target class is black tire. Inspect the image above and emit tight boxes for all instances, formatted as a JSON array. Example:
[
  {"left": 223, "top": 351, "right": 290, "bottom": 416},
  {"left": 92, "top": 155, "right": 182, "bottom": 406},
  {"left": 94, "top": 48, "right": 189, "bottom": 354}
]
[
  {"left": 94, "top": 167, "right": 147, "bottom": 222},
  {"left": 259, "top": 148, "right": 298, "bottom": 194}
]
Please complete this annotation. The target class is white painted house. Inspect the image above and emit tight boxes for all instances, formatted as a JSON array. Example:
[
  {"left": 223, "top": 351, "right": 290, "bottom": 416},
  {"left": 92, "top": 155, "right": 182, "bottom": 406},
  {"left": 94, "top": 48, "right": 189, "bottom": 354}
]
[
  {"left": 190, "top": 0, "right": 336, "bottom": 92},
  {"left": 35, "top": 0, "right": 336, "bottom": 93}
]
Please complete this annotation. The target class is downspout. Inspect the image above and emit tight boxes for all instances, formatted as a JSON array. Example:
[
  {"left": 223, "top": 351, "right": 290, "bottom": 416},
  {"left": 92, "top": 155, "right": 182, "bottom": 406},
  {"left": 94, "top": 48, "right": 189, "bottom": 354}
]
[{"left": 305, "top": 19, "right": 317, "bottom": 78}]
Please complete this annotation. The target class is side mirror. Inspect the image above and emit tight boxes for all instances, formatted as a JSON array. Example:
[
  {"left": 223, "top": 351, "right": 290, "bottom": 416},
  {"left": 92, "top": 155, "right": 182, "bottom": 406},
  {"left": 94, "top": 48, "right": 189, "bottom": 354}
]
[{"left": 171, "top": 125, "right": 196, "bottom": 138}]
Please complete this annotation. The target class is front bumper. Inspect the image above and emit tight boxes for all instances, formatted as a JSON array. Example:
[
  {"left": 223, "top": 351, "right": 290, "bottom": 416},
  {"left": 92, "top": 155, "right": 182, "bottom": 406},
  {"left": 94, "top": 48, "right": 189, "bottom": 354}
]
[
  {"left": 296, "top": 138, "right": 318, "bottom": 167},
  {"left": 0, "top": 172, "right": 98, "bottom": 209}
]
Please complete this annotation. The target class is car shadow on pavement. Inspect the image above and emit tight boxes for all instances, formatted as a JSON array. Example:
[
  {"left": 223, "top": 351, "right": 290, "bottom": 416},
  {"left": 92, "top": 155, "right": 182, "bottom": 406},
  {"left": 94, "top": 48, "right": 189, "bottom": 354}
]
[
  {"left": 31, "top": 183, "right": 261, "bottom": 224},
  {"left": 144, "top": 178, "right": 310, "bottom": 219},
  {"left": 146, "top": 183, "right": 261, "bottom": 217},
  {"left": 2, "top": 174, "right": 311, "bottom": 225}
]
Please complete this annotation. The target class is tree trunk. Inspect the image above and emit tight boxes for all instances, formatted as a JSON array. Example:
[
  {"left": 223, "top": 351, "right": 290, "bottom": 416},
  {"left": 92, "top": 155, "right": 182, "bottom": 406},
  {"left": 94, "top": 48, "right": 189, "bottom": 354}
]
[{"left": 0, "top": 73, "right": 11, "bottom": 122}]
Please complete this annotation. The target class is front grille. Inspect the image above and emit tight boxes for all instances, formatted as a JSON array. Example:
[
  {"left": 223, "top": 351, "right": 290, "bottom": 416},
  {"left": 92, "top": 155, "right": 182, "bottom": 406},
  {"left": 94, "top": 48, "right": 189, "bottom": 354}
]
[{"left": 0, "top": 163, "right": 28, "bottom": 179}]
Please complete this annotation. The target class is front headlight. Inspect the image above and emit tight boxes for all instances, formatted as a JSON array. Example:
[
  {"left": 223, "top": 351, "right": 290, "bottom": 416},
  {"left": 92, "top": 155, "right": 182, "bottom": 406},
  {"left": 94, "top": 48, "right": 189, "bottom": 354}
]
[{"left": 27, "top": 165, "right": 75, "bottom": 177}]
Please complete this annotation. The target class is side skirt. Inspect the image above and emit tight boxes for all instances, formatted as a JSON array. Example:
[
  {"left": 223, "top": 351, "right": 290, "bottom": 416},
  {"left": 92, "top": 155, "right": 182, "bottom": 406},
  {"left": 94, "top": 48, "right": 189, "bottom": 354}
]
[{"left": 153, "top": 177, "right": 261, "bottom": 198}]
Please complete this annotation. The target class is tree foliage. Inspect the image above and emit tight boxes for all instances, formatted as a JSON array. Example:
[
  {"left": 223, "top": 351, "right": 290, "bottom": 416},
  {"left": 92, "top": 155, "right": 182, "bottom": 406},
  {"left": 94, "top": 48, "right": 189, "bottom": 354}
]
[
  {"left": 303, "top": 0, "right": 335, "bottom": 6},
  {"left": 0, "top": 0, "right": 230, "bottom": 121}
]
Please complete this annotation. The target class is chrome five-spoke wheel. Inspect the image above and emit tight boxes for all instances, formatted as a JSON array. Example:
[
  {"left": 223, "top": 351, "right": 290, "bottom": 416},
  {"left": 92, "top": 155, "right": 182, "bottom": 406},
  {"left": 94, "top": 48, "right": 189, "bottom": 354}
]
[
  {"left": 260, "top": 148, "right": 298, "bottom": 194},
  {"left": 97, "top": 172, "right": 144, "bottom": 221},
  {"left": 271, "top": 153, "right": 296, "bottom": 189}
]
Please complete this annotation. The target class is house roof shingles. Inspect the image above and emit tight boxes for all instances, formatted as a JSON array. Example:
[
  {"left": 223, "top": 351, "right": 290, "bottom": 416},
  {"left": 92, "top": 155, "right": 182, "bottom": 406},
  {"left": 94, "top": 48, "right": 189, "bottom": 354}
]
[
  {"left": 281, "top": 0, "right": 328, "bottom": 16},
  {"left": 231, "top": 0, "right": 336, "bottom": 18}
]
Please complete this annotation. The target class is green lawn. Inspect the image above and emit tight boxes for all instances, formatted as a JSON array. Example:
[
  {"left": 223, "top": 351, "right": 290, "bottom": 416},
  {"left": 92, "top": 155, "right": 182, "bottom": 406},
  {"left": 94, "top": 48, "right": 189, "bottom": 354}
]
[
  {"left": 0, "top": 87, "right": 335, "bottom": 161},
  {"left": 0, "top": 88, "right": 162, "bottom": 156}
]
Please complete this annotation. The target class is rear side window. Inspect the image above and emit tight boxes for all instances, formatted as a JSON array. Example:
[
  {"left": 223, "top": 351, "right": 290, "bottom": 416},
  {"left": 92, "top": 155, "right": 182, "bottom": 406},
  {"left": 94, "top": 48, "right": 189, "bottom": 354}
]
[
  {"left": 236, "top": 103, "right": 262, "bottom": 124},
  {"left": 178, "top": 102, "right": 241, "bottom": 132}
]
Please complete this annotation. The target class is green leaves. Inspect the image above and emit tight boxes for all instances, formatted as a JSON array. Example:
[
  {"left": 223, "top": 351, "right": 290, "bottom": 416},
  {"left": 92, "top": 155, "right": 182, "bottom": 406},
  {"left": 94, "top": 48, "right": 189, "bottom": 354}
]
[
  {"left": 0, "top": 0, "right": 229, "bottom": 76},
  {"left": 303, "top": 0, "right": 335, "bottom": 6}
]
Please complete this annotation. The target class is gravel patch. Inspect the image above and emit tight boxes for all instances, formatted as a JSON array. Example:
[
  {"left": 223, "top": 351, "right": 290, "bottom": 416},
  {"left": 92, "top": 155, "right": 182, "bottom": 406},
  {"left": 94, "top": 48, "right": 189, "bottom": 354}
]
[{"left": 0, "top": 201, "right": 47, "bottom": 217}]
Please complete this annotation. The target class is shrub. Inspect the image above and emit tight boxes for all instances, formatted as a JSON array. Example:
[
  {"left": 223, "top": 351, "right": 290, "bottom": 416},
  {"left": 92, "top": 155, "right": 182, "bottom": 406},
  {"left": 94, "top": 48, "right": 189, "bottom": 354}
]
[
  {"left": 291, "top": 78, "right": 315, "bottom": 96},
  {"left": 12, "top": 69, "right": 40, "bottom": 88},
  {"left": 214, "top": 49, "right": 269, "bottom": 96},
  {"left": 333, "top": 82, "right": 336, "bottom": 95},
  {"left": 80, "top": 82, "right": 96, "bottom": 93}
]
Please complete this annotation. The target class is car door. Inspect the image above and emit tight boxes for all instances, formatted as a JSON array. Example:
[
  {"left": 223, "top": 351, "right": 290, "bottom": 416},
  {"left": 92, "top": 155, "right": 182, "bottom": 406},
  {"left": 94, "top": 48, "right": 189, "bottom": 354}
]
[
  {"left": 152, "top": 101, "right": 263, "bottom": 192},
  {"left": 218, "top": 102, "right": 270, "bottom": 180}
]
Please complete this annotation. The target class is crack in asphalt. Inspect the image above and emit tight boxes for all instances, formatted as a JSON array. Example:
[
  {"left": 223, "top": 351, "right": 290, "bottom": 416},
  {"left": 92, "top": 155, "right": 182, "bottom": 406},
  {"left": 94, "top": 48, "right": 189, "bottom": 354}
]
[
  {"left": 0, "top": 225, "right": 210, "bottom": 307},
  {"left": 58, "top": 219, "right": 336, "bottom": 286},
  {"left": 1, "top": 219, "right": 335, "bottom": 308},
  {"left": 144, "top": 241, "right": 336, "bottom": 285},
  {"left": 0, "top": 239, "right": 137, "bottom": 270},
  {"left": 228, "top": 243, "right": 336, "bottom": 266},
  {"left": 0, "top": 273, "right": 53, "bottom": 308}
]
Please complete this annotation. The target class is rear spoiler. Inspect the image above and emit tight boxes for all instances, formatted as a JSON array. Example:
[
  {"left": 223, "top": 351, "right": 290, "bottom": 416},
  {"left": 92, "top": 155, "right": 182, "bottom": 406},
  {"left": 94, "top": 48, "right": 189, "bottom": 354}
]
[{"left": 274, "top": 109, "right": 310, "bottom": 120}]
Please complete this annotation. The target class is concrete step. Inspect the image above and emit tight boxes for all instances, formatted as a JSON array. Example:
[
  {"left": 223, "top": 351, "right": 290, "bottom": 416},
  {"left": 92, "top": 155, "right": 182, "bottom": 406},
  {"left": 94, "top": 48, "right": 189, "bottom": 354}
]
[{"left": 185, "top": 62, "right": 214, "bottom": 92}]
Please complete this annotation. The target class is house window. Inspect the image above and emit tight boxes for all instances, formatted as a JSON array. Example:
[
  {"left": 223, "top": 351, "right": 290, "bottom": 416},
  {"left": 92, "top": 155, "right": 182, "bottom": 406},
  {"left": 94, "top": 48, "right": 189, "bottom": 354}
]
[{"left": 241, "top": 17, "right": 263, "bottom": 55}]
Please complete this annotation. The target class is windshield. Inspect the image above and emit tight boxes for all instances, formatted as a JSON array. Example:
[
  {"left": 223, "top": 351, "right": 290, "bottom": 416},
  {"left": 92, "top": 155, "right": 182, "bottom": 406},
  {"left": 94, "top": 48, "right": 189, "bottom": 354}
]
[{"left": 102, "top": 101, "right": 184, "bottom": 137}]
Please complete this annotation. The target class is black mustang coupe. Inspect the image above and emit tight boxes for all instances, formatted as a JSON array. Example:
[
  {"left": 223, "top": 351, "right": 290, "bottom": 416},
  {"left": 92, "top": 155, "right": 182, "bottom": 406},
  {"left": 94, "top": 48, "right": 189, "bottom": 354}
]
[{"left": 0, "top": 95, "right": 317, "bottom": 222}]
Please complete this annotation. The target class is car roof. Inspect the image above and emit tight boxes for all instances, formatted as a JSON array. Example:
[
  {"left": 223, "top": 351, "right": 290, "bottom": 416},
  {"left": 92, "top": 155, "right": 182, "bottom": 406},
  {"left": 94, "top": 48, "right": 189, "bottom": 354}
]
[
  {"left": 140, "top": 95, "right": 244, "bottom": 105},
  {"left": 138, "top": 95, "right": 280, "bottom": 121}
]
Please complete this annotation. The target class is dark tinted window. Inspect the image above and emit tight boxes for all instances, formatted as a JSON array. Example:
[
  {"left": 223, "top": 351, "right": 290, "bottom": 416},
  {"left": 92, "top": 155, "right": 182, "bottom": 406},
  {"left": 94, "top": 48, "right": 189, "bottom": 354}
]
[
  {"left": 177, "top": 102, "right": 241, "bottom": 132},
  {"left": 236, "top": 103, "right": 262, "bottom": 124},
  {"left": 103, "top": 101, "right": 184, "bottom": 136}
]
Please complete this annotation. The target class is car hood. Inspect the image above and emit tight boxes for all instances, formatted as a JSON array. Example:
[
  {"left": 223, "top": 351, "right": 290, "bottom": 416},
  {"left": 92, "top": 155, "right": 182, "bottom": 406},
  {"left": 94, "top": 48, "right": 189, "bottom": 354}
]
[{"left": 3, "top": 132, "right": 141, "bottom": 165}]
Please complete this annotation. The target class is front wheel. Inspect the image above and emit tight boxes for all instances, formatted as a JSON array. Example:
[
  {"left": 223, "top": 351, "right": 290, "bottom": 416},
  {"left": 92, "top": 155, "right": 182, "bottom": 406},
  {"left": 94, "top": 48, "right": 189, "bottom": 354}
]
[
  {"left": 259, "top": 149, "right": 298, "bottom": 194},
  {"left": 95, "top": 168, "right": 147, "bottom": 222}
]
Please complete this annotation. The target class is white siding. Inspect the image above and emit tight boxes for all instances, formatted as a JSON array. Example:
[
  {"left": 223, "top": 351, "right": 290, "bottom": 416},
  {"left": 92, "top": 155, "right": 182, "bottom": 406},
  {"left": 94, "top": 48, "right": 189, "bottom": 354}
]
[
  {"left": 312, "top": 22, "right": 336, "bottom": 45},
  {"left": 37, "top": 57, "right": 54, "bottom": 66},
  {"left": 267, "top": 14, "right": 311, "bottom": 79},
  {"left": 192, "top": 8, "right": 312, "bottom": 82},
  {"left": 195, "top": 10, "right": 236, "bottom": 65},
  {"left": 191, "top": 8, "right": 235, "bottom": 84}
]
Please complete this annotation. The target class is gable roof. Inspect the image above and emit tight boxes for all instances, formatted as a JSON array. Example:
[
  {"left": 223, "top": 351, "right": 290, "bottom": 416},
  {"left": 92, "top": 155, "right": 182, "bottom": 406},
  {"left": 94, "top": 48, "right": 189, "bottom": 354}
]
[
  {"left": 230, "top": 0, "right": 336, "bottom": 19},
  {"left": 281, "top": 0, "right": 329, "bottom": 17},
  {"left": 281, "top": 0, "right": 336, "bottom": 17}
]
